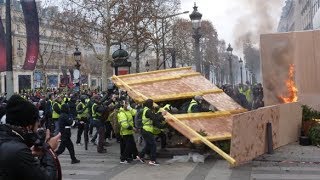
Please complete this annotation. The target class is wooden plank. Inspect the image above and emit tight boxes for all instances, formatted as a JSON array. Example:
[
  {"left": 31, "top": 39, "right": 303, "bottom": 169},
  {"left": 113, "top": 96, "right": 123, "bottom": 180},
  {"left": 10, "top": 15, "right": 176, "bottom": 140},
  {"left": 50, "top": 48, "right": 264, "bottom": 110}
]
[
  {"left": 191, "top": 134, "right": 232, "bottom": 144},
  {"left": 126, "top": 72, "right": 200, "bottom": 85},
  {"left": 165, "top": 113, "right": 236, "bottom": 165},
  {"left": 174, "top": 111, "right": 231, "bottom": 120},
  {"left": 174, "top": 109, "right": 247, "bottom": 120},
  {"left": 151, "top": 89, "right": 223, "bottom": 102},
  {"left": 117, "top": 67, "right": 192, "bottom": 78}
]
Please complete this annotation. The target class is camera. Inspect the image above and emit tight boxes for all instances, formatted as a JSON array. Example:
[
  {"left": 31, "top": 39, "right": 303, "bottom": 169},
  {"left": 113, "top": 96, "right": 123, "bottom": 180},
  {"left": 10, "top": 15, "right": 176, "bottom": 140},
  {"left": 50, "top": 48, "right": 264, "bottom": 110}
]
[{"left": 34, "top": 128, "right": 46, "bottom": 148}]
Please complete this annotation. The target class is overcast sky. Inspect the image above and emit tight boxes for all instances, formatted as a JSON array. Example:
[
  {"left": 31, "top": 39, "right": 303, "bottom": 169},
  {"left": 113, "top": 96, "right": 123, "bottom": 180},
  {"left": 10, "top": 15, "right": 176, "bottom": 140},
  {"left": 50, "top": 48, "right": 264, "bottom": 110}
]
[{"left": 179, "top": 0, "right": 285, "bottom": 53}]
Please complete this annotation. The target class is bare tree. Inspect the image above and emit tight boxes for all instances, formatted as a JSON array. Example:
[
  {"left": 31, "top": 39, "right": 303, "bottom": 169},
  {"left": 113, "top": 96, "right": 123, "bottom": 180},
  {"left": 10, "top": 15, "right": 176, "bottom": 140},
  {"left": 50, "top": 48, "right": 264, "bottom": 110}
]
[{"left": 53, "top": 0, "right": 130, "bottom": 91}]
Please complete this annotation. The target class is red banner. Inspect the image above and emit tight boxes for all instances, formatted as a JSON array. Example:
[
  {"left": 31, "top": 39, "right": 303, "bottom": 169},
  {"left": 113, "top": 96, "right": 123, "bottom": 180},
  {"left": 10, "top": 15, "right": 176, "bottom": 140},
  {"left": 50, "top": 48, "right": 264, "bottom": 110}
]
[
  {"left": 0, "top": 14, "right": 6, "bottom": 72},
  {"left": 21, "top": 0, "right": 39, "bottom": 71}
]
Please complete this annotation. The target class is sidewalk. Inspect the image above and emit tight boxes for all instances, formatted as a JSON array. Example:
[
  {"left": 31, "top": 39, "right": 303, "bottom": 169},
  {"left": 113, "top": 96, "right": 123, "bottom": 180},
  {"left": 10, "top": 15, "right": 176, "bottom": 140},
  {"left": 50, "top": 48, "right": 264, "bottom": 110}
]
[{"left": 61, "top": 130, "right": 320, "bottom": 180}]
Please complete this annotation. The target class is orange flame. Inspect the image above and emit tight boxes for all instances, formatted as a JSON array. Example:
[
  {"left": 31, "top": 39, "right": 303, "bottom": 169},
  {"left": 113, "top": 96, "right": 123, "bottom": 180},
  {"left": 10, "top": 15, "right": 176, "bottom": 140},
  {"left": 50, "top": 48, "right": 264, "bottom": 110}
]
[{"left": 279, "top": 64, "right": 298, "bottom": 103}]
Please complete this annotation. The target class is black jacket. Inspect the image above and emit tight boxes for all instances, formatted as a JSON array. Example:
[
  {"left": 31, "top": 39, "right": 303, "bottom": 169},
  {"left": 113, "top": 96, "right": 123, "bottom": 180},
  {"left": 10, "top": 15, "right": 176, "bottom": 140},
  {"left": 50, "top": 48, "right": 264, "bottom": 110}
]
[
  {"left": 68, "top": 100, "right": 77, "bottom": 118},
  {"left": 0, "top": 125, "right": 57, "bottom": 180},
  {"left": 145, "top": 109, "right": 166, "bottom": 129},
  {"left": 58, "top": 105, "right": 74, "bottom": 140}
]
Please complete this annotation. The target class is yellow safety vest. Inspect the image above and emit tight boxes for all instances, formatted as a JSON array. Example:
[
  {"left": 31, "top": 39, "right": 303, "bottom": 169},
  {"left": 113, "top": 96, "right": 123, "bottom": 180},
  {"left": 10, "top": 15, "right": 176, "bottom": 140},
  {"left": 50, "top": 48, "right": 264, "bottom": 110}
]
[
  {"left": 77, "top": 102, "right": 88, "bottom": 119},
  {"left": 142, "top": 107, "right": 154, "bottom": 134},
  {"left": 52, "top": 102, "right": 61, "bottom": 119},
  {"left": 187, "top": 100, "right": 198, "bottom": 113},
  {"left": 117, "top": 108, "right": 135, "bottom": 136},
  {"left": 92, "top": 103, "right": 102, "bottom": 121}
]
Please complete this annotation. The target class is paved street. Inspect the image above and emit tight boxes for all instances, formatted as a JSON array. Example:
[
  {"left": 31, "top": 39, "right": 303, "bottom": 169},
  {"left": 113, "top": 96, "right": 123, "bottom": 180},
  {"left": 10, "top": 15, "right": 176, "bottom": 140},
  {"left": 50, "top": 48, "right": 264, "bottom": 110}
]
[{"left": 59, "top": 129, "right": 320, "bottom": 180}]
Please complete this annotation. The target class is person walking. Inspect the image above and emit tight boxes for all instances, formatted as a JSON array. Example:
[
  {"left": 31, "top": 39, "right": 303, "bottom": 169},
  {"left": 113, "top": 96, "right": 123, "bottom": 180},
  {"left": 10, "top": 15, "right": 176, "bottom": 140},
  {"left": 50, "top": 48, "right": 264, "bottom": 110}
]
[
  {"left": 91, "top": 95, "right": 107, "bottom": 153},
  {"left": 55, "top": 103, "right": 80, "bottom": 164},
  {"left": 52, "top": 95, "right": 62, "bottom": 135},
  {"left": 136, "top": 99, "right": 165, "bottom": 166},
  {"left": 76, "top": 95, "right": 89, "bottom": 150}
]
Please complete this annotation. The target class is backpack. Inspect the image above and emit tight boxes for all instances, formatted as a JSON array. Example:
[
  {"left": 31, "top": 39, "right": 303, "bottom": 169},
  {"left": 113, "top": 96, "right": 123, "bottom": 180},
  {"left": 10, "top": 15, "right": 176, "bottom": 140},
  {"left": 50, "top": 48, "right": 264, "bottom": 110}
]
[
  {"left": 134, "top": 108, "right": 144, "bottom": 129},
  {"left": 109, "top": 109, "right": 120, "bottom": 134}
]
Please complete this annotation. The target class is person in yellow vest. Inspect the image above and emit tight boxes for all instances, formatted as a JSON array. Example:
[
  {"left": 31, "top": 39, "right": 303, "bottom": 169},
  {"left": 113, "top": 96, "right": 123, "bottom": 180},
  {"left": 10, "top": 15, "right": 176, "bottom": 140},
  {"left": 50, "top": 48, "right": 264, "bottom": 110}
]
[
  {"left": 90, "top": 95, "right": 107, "bottom": 153},
  {"left": 239, "top": 85, "right": 253, "bottom": 110},
  {"left": 154, "top": 104, "right": 171, "bottom": 149},
  {"left": 187, "top": 95, "right": 204, "bottom": 113},
  {"left": 76, "top": 95, "right": 89, "bottom": 149},
  {"left": 117, "top": 100, "right": 138, "bottom": 164},
  {"left": 52, "top": 95, "right": 62, "bottom": 135},
  {"left": 63, "top": 95, "right": 71, "bottom": 105},
  {"left": 136, "top": 99, "right": 166, "bottom": 166}
]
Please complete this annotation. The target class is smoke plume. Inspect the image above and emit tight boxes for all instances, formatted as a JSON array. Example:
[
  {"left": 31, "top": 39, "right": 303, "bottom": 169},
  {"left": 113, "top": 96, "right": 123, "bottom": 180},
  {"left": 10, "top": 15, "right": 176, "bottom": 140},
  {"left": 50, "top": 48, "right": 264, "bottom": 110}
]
[{"left": 233, "top": 0, "right": 283, "bottom": 49}]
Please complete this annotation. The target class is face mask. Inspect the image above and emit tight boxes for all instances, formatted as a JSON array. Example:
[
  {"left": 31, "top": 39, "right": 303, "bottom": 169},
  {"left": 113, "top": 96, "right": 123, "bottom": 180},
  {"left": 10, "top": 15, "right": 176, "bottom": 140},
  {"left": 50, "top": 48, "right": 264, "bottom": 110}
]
[{"left": 127, "top": 105, "right": 131, "bottom": 110}]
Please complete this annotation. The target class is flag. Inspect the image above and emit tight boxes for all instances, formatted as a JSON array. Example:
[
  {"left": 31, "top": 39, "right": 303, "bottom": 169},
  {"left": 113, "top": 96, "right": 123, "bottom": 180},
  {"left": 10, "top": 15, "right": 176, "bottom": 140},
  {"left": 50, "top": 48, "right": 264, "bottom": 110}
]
[
  {"left": 21, "top": 0, "right": 39, "bottom": 70},
  {"left": 0, "top": 14, "right": 6, "bottom": 72}
]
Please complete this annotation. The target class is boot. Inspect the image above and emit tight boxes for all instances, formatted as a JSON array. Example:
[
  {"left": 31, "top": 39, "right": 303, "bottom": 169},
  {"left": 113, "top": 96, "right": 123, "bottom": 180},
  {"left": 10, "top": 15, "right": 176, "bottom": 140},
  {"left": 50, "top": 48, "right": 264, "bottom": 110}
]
[
  {"left": 98, "top": 149, "right": 107, "bottom": 153},
  {"left": 71, "top": 159, "right": 80, "bottom": 164}
]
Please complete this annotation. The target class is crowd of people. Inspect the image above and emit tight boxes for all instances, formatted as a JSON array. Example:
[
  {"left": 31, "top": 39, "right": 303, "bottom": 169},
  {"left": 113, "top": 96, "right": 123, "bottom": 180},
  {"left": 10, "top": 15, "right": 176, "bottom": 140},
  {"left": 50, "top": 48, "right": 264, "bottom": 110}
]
[
  {"left": 220, "top": 81, "right": 264, "bottom": 110},
  {"left": 0, "top": 82, "right": 264, "bottom": 179}
]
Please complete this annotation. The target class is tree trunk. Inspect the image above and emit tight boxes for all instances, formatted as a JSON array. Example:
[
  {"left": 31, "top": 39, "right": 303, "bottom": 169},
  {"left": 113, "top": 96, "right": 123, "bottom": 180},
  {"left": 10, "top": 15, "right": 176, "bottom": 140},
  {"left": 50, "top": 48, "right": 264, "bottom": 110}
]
[{"left": 102, "top": 43, "right": 111, "bottom": 91}]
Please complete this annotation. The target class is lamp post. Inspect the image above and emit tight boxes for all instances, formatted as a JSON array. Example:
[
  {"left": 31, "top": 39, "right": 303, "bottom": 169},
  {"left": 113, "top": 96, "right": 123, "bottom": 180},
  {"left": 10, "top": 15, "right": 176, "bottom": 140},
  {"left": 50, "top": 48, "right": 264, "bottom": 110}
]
[
  {"left": 145, "top": 60, "right": 150, "bottom": 72},
  {"left": 190, "top": 3, "right": 202, "bottom": 73},
  {"left": 226, "top": 43, "right": 233, "bottom": 86},
  {"left": 239, "top": 57, "right": 243, "bottom": 85},
  {"left": 73, "top": 47, "right": 81, "bottom": 92},
  {"left": 158, "top": 11, "right": 189, "bottom": 69}
]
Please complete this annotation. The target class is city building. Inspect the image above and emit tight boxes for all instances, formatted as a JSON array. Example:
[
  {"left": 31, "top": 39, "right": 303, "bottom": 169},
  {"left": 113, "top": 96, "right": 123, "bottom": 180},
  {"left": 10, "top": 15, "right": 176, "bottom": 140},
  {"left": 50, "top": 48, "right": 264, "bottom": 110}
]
[
  {"left": 0, "top": 1, "right": 106, "bottom": 93},
  {"left": 278, "top": 0, "right": 320, "bottom": 32}
]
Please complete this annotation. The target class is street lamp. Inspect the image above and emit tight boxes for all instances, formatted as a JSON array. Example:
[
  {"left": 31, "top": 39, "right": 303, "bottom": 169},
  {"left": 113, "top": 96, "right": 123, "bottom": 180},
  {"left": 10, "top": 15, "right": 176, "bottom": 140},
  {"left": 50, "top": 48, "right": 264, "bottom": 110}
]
[
  {"left": 239, "top": 57, "right": 243, "bottom": 85},
  {"left": 226, "top": 43, "right": 233, "bottom": 86},
  {"left": 190, "top": 3, "right": 202, "bottom": 73},
  {"left": 145, "top": 60, "right": 150, "bottom": 72},
  {"left": 159, "top": 11, "right": 189, "bottom": 69},
  {"left": 73, "top": 47, "right": 81, "bottom": 92}
]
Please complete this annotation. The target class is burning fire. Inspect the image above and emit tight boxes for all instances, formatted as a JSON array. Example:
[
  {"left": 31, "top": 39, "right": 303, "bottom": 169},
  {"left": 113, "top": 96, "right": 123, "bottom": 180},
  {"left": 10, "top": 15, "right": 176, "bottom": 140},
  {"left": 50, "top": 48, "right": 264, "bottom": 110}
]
[{"left": 279, "top": 64, "right": 298, "bottom": 103}]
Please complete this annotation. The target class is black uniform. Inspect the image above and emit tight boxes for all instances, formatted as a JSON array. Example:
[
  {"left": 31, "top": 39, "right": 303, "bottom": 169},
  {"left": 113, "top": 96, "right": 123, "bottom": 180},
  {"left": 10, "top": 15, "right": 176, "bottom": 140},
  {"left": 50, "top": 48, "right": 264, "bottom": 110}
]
[
  {"left": 55, "top": 104, "right": 80, "bottom": 164},
  {"left": 0, "top": 125, "right": 58, "bottom": 180}
]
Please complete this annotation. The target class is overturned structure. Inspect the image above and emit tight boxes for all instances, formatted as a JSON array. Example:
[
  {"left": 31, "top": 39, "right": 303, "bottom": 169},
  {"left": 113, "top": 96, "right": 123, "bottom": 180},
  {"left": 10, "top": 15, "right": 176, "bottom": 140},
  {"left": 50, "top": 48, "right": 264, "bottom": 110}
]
[{"left": 112, "top": 66, "right": 302, "bottom": 166}]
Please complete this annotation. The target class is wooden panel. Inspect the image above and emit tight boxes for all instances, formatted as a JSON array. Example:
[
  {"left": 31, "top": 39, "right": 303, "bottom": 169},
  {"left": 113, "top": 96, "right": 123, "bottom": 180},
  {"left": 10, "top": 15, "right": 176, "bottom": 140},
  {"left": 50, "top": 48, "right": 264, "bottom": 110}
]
[
  {"left": 278, "top": 102, "right": 302, "bottom": 147},
  {"left": 293, "top": 31, "right": 317, "bottom": 94},
  {"left": 230, "top": 105, "right": 280, "bottom": 166},
  {"left": 119, "top": 68, "right": 193, "bottom": 82},
  {"left": 166, "top": 117, "right": 232, "bottom": 143},
  {"left": 203, "top": 93, "right": 244, "bottom": 111},
  {"left": 131, "top": 79, "right": 194, "bottom": 98},
  {"left": 181, "top": 76, "right": 218, "bottom": 92},
  {"left": 260, "top": 30, "right": 320, "bottom": 108},
  {"left": 230, "top": 103, "right": 301, "bottom": 166},
  {"left": 260, "top": 32, "right": 295, "bottom": 106}
]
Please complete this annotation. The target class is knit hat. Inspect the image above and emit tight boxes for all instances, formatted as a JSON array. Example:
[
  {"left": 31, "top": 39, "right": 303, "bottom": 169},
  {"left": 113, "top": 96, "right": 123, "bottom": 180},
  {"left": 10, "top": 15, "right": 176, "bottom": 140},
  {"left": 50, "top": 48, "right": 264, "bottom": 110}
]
[{"left": 5, "top": 95, "right": 39, "bottom": 127}]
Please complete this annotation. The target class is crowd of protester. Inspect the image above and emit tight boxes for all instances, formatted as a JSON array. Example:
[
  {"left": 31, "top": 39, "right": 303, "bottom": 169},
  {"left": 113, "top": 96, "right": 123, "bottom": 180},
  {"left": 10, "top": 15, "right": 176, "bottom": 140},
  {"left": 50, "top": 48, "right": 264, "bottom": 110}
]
[
  {"left": 219, "top": 81, "right": 264, "bottom": 110},
  {"left": 0, "top": 81, "right": 264, "bottom": 179}
]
